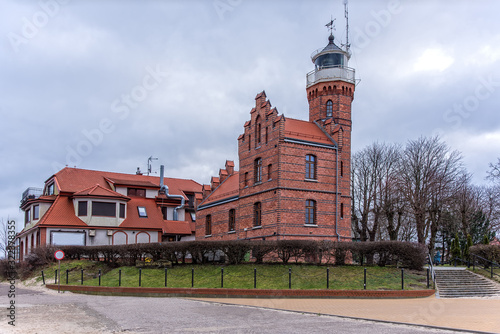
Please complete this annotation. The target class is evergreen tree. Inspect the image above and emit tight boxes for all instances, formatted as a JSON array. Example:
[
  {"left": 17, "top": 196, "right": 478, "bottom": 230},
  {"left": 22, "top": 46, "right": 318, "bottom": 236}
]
[{"left": 451, "top": 233, "right": 461, "bottom": 260}]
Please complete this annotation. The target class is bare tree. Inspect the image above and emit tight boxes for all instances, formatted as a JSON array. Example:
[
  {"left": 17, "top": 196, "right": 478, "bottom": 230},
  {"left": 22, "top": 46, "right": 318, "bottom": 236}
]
[
  {"left": 351, "top": 142, "right": 402, "bottom": 242},
  {"left": 0, "top": 218, "right": 11, "bottom": 259},
  {"left": 397, "top": 136, "right": 464, "bottom": 250}
]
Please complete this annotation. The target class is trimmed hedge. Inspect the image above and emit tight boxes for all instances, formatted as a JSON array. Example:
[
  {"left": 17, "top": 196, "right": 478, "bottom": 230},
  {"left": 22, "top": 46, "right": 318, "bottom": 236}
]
[{"left": 23, "top": 240, "right": 427, "bottom": 270}]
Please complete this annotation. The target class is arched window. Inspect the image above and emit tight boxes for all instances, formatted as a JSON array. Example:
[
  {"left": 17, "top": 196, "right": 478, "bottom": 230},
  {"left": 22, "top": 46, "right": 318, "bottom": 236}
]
[
  {"left": 206, "top": 215, "right": 212, "bottom": 235},
  {"left": 255, "top": 121, "right": 261, "bottom": 146},
  {"left": 305, "top": 200, "right": 316, "bottom": 225},
  {"left": 340, "top": 203, "right": 344, "bottom": 219},
  {"left": 305, "top": 154, "right": 317, "bottom": 180},
  {"left": 254, "top": 158, "right": 262, "bottom": 183},
  {"left": 326, "top": 100, "right": 333, "bottom": 117},
  {"left": 228, "top": 209, "right": 235, "bottom": 232},
  {"left": 254, "top": 202, "right": 262, "bottom": 227}
]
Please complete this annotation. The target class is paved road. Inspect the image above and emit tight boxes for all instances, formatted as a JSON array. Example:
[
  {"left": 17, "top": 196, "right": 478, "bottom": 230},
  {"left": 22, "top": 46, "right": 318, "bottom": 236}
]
[{"left": 0, "top": 283, "right": 466, "bottom": 333}]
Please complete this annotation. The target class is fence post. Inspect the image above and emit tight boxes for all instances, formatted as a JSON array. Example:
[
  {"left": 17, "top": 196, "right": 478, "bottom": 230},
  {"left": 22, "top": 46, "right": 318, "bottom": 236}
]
[
  {"left": 473, "top": 255, "right": 475, "bottom": 271},
  {"left": 288, "top": 268, "right": 292, "bottom": 289},
  {"left": 426, "top": 268, "right": 430, "bottom": 289},
  {"left": 66, "top": 269, "right": 69, "bottom": 285},
  {"left": 363, "top": 268, "right": 367, "bottom": 290},
  {"left": 81, "top": 269, "right": 84, "bottom": 285},
  {"left": 41, "top": 270, "right": 45, "bottom": 285},
  {"left": 191, "top": 268, "right": 194, "bottom": 288},
  {"left": 118, "top": 269, "right": 121, "bottom": 287},
  {"left": 55, "top": 269, "right": 57, "bottom": 284},
  {"left": 401, "top": 268, "right": 404, "bottom": 290},
  {"left": 98, "top": 269, "right": 101, "bottom": 286},
  {"left": 139, "top": 268, "right": 142, "bottom": 287},
  {"left": 326, "top": 268, "right": 330, "bottom": 289},
  {"left": 164, "top": 268, "right": 167, "bottom": 287},
  {"left": 221, "top": 268, "right": 224, "bottom": 288},
  {"left": 254, "top": 268, "right": 257, "bottom": 289}
]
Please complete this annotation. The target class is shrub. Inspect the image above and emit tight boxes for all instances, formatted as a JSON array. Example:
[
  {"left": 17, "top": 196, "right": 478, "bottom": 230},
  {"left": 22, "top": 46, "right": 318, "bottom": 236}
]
[{"left": 470, "top": 244, "right": 500, "bottom": 265}]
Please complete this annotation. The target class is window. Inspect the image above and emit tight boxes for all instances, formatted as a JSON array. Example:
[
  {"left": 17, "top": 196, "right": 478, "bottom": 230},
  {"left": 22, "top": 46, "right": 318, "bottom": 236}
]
[
  {"left": 305, "top": 154, "right": 317, "bottom": 179},
  {"left": 46, "top": 183, "right": 54, "bottom": 195},
  {"left": 254, "top": 158, "right": 262, "bottom": 183},
  {"left": 244, "top": 172, "right": 249, "bottom": 187},
  {"left": 119, "top": 203, "right": 126, "bottom": 218},
  {"left": 253, "top": 202, "right": 262, "bottom": 227},
  {"left": 248, "top": 134, "right": 251, "bottom": 151},
  {"left": 25, "top": 209, "right": 31, "bottom": 223},
  {"left": 267, "top": 164, "right": 272, "bottom": 180},
  {"left": 206, "top": 215, "right": 212, "bottom": 235},
  {"left": 162, "top": 207, "right": 168, "bottom": 220},
  {"left": 33, "top": 205, "right": 39, "bottom": 220},
  {"left": 128, "top": 188, "right": 146, "bottom": 197},
  {"left": 305, "top": 200, "right": 316, "bottom": 225},
  {"left": 340, "top": 160, "right": 344, "bottom": 177},
  {"left": 78, "top": 201, "right": 88, "bottom": 216},
  {"left": 326, "top": 100, "right": 333, "bottom": 117},
  {"left": 255, "top": 122, "right": 261, "bottom": 146},
  {"left": 137, "top": 206, "right": 147, "bottom": 218},
  {"left": 265, "top": 127, "right": 268, "bottom": 144},
  {"left": 186, "top": 193, "right": 195, "bottom": 208},
  {"left": 340, "top": 203, "right": 344, "bottom": 219},
  {"left": 92, "top": 201, "right": 116, "bottom": 217},
  {"left": 228, "top": 209, "right": 235, "bottom": 232}
]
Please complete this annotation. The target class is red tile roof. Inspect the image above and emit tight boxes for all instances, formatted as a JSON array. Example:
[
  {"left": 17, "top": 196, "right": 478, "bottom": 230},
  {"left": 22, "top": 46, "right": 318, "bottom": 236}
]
[
  {"left": 53, "top": 167, "right": 201, "bottom": 199},
  {"left": 73, "top": 184, "right": 129, "bottom": 200},
  {"left": 118, "top": 197, "right": 191, "bottom": 235},
  {"left": 22, "top": 195, "right": 88, "bottom": 232},
  {"left": 284, "top": 118, "right": 335, "bottom": 146},
  {"left": 200, "top": 172, "right": 239, "bottom": 207}
]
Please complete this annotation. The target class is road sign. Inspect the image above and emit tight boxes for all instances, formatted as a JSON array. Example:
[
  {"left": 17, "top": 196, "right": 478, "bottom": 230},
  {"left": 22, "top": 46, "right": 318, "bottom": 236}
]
[{"left": 54, "top": 250, "right": 65, "bottom": 261}]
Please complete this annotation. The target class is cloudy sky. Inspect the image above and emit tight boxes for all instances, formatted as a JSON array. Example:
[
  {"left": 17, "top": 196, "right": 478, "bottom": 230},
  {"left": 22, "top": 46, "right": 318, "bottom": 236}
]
[{"left": 1, "top": 0, "right": 499, "bottom": 230}]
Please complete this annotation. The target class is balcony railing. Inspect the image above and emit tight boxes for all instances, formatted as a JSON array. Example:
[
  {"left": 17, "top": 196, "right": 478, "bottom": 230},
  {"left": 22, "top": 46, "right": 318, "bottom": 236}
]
[
  {"left": 21, "top": 187, "right": 43, "bottom": 204},
  {"left": 306, "top": 65, "right": 356, "bottom": 87}
]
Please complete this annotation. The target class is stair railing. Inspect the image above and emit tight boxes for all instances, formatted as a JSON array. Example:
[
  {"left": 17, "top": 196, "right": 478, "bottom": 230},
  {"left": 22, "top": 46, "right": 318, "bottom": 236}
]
[
  {"left": 427, "top": 253, "right": 435, "bottom": 288},
  {"left": 472, "top": 254, "right": 500, "bottom": 280}
]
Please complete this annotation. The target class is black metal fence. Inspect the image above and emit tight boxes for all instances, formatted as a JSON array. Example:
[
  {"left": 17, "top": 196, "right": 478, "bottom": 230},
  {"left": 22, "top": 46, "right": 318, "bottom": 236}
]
[{"left": 44, "top": 266, "right": 425, "bottom": 290}]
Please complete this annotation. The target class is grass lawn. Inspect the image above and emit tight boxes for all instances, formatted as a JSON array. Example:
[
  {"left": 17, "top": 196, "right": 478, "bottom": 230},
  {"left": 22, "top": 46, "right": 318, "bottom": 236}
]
[
  {"left": 37, "top": 261, "right": 428, "bottom": 290},
  {"left": 470, "top": 267, "right": 500, "bottom": 283}
]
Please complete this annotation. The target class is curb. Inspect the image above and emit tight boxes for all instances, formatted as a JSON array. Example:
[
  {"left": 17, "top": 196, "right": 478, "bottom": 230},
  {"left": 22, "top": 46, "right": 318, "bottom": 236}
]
[{"left": 45, "top": 284, "right": 435, "bottom": 299}]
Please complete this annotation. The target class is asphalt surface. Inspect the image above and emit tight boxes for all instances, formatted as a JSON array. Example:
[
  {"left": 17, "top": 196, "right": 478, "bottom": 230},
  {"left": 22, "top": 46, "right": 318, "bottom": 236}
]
[{"left": 0, "top": 283, "right": 469, "bottom": 334}]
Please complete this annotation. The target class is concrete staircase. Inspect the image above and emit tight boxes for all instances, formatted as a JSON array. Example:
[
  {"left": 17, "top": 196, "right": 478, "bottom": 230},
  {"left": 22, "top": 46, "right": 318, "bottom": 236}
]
[{"left": 434, "top": 268, "right": 500, "bottom": 298}]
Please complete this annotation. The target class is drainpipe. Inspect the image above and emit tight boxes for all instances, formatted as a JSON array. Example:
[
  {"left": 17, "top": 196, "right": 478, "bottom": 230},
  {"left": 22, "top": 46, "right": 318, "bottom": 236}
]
[
  {"left": 159, "top": 165, "right": 185, "bottom": 221},
  {"left": 335, "top": 147, "right": 339, "bottom": 241}
]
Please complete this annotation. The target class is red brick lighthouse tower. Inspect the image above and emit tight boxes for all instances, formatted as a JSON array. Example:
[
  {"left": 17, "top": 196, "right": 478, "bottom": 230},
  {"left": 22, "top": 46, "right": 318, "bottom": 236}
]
[{"left": 305, "top": 26, "right": 355, "bottom": 239}]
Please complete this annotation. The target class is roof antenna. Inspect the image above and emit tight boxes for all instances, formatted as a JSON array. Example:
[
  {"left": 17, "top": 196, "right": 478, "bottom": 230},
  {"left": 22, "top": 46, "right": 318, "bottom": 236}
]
[
  {"left": 343, "top": 0, "right": 351, "bottom": 55},
  {"left": 147, "top": 156, "right": 158, "bottom": 176}
]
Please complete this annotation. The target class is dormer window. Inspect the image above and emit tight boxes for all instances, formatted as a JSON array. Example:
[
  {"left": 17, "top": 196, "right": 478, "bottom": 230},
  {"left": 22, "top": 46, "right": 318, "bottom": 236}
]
[
  {"left": 326, "top": 100, "right": 333, "bottom": 117},
  {"left": 137, "top": 206, "right": 147, "bottom": 218},
  {"left": 46, "top": 183, "right": 54, "bottom": 195},
  {"left": 128, "top": 188, "right": 146, "bottom": 197}
]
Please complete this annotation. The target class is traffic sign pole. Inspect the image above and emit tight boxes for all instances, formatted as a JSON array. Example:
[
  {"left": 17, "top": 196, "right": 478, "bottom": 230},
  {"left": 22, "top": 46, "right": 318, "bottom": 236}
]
[{"left": 54, "top": 250, "right": 65, "bottom": 293}]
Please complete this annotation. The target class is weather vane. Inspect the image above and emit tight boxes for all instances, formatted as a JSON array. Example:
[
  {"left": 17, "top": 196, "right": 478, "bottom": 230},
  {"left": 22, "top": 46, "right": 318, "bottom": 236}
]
[{"left": 326, "top": 16, "right": 336, "bottom": 35}]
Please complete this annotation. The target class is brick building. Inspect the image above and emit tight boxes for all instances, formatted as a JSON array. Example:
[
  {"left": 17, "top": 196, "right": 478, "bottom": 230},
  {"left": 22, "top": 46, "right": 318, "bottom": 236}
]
[{"left": 196, "top": 33, "right": 355, "bottom": 241}]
